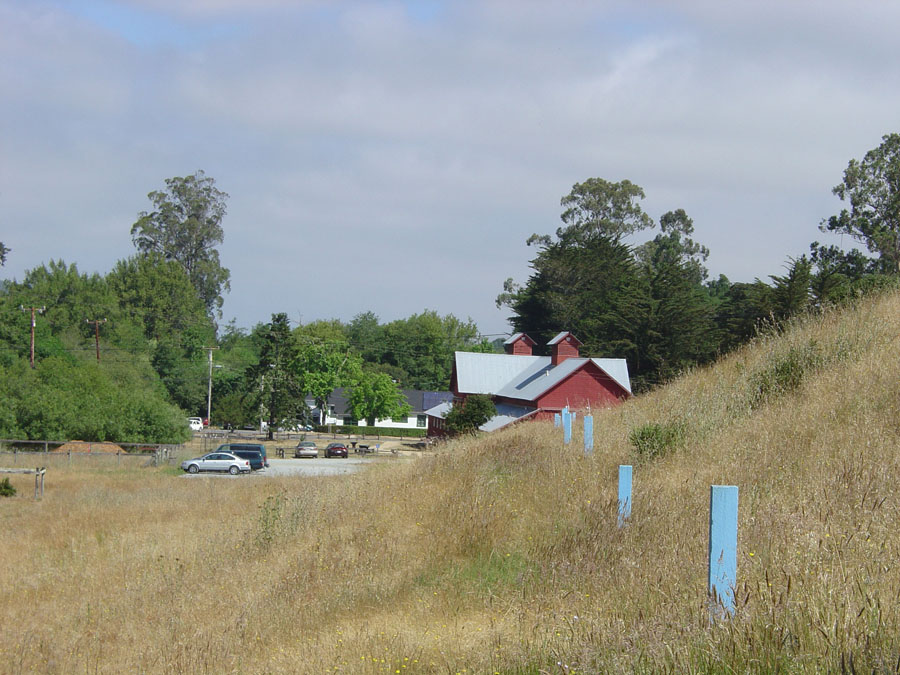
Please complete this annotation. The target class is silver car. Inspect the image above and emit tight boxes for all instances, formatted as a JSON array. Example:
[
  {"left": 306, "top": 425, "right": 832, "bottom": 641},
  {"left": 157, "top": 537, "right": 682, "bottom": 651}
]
[
  {"left": 293, "top": 441, "right": 318, "bottom": 458},
  {"left": 181, "top": 451, "right": 251, "bottom": 475}
]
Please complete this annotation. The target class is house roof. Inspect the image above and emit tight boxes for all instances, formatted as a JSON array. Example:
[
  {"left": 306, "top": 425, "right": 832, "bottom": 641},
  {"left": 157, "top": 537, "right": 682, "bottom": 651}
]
[
  {"left": 454, "top": 351, "right": 631, "bottom": 400},
  {"left": 309, "top": 388, "right": 453, "bottom": 416},
  {"left": 424, "top": 401, "right": 537, "bottom": 432}
]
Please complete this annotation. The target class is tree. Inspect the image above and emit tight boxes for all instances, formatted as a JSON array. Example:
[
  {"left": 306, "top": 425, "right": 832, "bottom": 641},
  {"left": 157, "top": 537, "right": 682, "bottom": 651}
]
[
  {"left": 248, "top": 313, "right": 306, "bottom": 440},
  {"left": 346, "top": 371, "right": 410, "bottom": 426},
  {"left": 500, "top": 180, "right": 724, "bottom": 391},
  {"left": 556, "top": 178, "right": 654, "bottom": 243},
  {"left": 108, "top": 253, "right": 213, "bottom": 342},
  {"left": 769, "top": 256, "right": 812, "bottom": 321},
  {"left": 633, "top": 210, "right": 718, "bottom": 384},
  {"left": 821, "top": 133, "right": 900, "bottom": 272},
  {"left": 347, "top": 311, "right": 385, "bottom": 363},
  {"left": 293, "top": 330, "right": 362, "bottom": 426},
  {"left": 381, "top": 311, "right": 480, "bottom": 390},
  {"left": 443, "top": 395, "right": 496, "bottom": 436},
  {"left": 499, "top": 227, "right": 651, "bottom": 377},
  {"left": 635, "top": 209, "right": 710, "bottom": 285},
  {"left": 131, "top": 170, "right": 231, "bottom": 316},
  {"left": 0, "top": 242, "right": 8, "bottom": 266}
]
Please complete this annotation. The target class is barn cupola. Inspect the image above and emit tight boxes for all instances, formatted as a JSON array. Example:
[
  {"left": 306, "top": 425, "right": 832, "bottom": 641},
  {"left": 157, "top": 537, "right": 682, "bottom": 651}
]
[
  {"left": 504, "top": 332, "right": 537, "bottom": 355},
  {"left": 548, "top": 331, "right": 583, "bottom": 365}
]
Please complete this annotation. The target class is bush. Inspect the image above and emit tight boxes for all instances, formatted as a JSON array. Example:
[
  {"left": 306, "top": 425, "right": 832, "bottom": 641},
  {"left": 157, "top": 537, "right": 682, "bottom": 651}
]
[
  {"left": 629, "top": 421, "right": 686, "bottom": 461},
  {"left": 0, "top": 477, "right": 16, "bottom": 497},
  {"left": 444, "top": 395, "right": 497, "bottom": 436},
  {"left": 748, "top": 340, "right": 823, "bottom": 409}
]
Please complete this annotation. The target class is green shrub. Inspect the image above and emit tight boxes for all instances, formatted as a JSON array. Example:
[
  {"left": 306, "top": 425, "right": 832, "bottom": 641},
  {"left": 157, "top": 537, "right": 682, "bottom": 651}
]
[
  {"left": 0, "top": 477, "right": 16, "bottom": 497},
  {"left": 629, "top": 421, "right": 686, "bottom": 461},
  {"left": 748, "top": 340, "right": 823, "bottom": 409}
]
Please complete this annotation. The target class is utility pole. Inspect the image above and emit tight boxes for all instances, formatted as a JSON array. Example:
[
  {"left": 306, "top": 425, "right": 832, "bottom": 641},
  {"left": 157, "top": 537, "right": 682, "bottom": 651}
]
[
  {"left": 204, "top": 346, "right": 220, "bottom": 427},
  {"left": 20, "top": 305, "right": 45, "bottom": 368},
  {"left": 84, "top": 318, "right": 108, "bottom": 362}
]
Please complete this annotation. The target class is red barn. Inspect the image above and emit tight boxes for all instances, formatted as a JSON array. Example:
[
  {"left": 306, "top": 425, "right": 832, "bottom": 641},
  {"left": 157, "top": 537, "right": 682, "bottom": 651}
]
[{"left": 427, "top": 331, "right": 631, "bottom": 435}]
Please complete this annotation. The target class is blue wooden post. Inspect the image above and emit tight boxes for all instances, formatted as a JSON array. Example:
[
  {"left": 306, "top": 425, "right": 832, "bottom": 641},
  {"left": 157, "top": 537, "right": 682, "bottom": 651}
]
[
  {"left": 554, "top": 413, "right": 561, "bottom": 427},
  {"left": 563, "top": 411, "right": 572, "bottom": 444},
  {"left": 617, "top": 465, "right": 632, "bottom": 527},
  {"left": 708, "top": 485, "right": 739, "bottom": 619},
  {"left": 583, "top": 415, "right": 593, "bottom": 456}
]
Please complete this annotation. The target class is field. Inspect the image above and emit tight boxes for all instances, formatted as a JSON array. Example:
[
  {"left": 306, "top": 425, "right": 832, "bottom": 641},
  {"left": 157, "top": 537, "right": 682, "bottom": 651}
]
[{"left": 3, "top": 289, "right": 900, "bottom": 672}]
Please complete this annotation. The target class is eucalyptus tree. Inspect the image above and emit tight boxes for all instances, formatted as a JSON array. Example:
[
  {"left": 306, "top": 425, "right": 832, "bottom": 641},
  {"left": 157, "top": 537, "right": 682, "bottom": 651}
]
[
  {"left": 131, "top": 170, "right": 231, "bottom": 316},
  {"left": 821, "top": 133, "right": 900, "bottom": 272}
]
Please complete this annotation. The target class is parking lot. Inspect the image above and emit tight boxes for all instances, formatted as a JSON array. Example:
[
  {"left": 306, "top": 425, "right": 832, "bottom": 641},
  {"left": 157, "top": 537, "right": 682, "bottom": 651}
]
[
  {"left": 179, "top": 455, "right": 374, "bottom": 477},
  {"left": 259, "top": 456, "right": 369, "bottom": 477}
]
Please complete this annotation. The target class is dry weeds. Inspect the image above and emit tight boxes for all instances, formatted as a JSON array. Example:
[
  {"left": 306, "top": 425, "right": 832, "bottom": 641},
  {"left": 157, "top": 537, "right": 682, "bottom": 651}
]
[{"left": 4, "top": 290, "right": 900, "bottom": 672}]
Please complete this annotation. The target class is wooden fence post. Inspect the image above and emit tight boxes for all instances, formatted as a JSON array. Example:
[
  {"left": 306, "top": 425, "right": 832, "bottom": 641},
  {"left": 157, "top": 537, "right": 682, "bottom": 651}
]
[
  {"left": 708, "top": 485, "right": 739, "bottom": 620},
  {"left": 618, "top": 465, "right": 632, "bottom": 527},
  {"left": 583, "top": 415, "right": 593, "bottom": 456}
]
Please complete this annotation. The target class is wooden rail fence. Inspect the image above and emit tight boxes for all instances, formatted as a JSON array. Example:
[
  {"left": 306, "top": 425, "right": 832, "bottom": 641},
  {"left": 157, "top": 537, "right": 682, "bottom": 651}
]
[{"left": 0, "top": 467, "right": 46, "bottom": 500}]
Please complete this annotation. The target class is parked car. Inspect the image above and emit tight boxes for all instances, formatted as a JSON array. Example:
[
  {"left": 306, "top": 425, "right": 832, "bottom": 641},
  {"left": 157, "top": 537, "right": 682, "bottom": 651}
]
[
  {"left": 181, "top": 452, "right": 250, "bottom": 475},
  {"left": 324, "top": 442, "right": 348, "bottom": 458},
  {"left": 215, "top": 443, "right": 269, "bottom": 468},
  {"left": 187, "top": 417, "right": 203, "bottom": 432},
  {"left": 294, "top": 441, "right": 318, "bottom": 458},
  {"left": 227, "top": 447, "right": 265, "bottom": 471}
]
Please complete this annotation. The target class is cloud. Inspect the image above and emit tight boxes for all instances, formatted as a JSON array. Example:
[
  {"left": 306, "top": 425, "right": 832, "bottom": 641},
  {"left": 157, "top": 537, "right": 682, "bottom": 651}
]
[{"left": 3, "top": 0, "right": 900, "bottom": 335}]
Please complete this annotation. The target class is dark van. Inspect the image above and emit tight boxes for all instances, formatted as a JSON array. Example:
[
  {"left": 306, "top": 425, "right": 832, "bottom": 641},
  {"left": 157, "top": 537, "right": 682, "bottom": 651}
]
[{"left": 216, "top": 443, "right": 268, "bottom": 469}]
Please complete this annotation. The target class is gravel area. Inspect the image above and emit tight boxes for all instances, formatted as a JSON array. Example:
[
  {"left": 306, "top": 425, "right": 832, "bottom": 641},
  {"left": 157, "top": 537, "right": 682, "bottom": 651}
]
[{"left": 257, "top": 457, "right": 370, "bottom": 477}]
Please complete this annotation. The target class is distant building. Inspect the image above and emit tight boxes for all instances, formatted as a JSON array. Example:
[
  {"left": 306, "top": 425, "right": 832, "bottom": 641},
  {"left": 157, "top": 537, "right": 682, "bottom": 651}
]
[
  {"left": 308, "top": 388, "right": 453, "bottom": 429},
  {"left": 427, "top": 331, "right": 631, "bottom": 435}
]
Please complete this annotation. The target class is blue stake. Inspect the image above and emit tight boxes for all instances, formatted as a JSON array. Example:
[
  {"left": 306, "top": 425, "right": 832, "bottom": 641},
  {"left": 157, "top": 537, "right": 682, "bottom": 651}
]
[
  {"left": 617, "top": 465, "right": 632, "bottom": 527},
  {"left": 563, "top": 411, "right": 572, "bottom": 444},
  {"left": 554, "top": 413, "right": 561, "bottom": 428},
  {"left": 708, "top": 485, "right": 739, "bottom": 619},
  {"left": 583, "top": 415, "right": 593, "bottom": 456}
]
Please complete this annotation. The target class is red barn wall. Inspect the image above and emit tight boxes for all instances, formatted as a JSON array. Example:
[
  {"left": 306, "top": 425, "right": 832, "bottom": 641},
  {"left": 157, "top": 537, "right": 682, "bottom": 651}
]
[{"left": 536, "top": 366, "right": 625, "bottom": 411}]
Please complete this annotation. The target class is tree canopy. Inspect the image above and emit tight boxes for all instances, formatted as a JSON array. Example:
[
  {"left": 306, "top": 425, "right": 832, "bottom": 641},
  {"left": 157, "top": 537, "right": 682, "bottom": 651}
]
[
  {"left": 346, "top": 371, "right": 410, "bottom": 427},
  {"left": 131, "top": 170, "right": 231, "bottom": 316},
  {"left": 443, "top": 394, "right": 496, "bottom": 436},
  {"left": 821, "top": 133, "right": 900, "bottom": 272},
  {"left": 248, "top": 313, "right": 307, "bottom": 439}
]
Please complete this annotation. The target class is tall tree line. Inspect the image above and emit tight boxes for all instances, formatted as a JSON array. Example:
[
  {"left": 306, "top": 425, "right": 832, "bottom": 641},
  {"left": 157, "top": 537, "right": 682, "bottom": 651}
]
[{"left": 498, "top": 134, "right": 900, "bottom": 390}]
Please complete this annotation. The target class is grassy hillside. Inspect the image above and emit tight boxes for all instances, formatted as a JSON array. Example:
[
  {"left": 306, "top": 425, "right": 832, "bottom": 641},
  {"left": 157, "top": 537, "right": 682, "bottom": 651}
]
[{"left": 3, "top": 288, "right": 900, "bottom": 672}]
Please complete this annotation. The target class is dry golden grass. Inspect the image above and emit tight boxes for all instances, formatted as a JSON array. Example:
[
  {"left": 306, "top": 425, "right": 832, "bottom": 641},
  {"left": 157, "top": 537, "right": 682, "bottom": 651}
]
[{"left": 4, "top": 289, "right": 900, "bottom": 672}]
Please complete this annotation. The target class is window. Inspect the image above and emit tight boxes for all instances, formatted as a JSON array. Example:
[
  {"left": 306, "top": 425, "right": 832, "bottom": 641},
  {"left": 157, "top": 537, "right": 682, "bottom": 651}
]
[
  {"left": 417, "top": 415, "right": 427, "bottom": 428},
  {"left": 391, "top": 415, "right": 408, "bottom": 424}
]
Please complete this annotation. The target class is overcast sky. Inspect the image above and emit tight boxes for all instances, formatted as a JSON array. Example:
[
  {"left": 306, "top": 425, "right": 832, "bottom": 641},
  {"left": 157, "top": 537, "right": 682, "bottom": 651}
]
[{"left": 2, "top": 0, "right": 899, "bottom": 336}]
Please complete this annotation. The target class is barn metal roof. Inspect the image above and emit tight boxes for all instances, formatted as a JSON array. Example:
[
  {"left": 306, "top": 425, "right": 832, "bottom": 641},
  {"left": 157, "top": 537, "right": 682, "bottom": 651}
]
[
  {"left": 547, "top": 331, "right": 582, "bottom": 346},
  {"left": 453, "top": 352, "right": 544, "bottom": 394},
  {"left": 454, "top": 351, "right": 631, "bottom": 400},
  {"left": 424, "top": 401, "right": 536, "bottom": 432}
]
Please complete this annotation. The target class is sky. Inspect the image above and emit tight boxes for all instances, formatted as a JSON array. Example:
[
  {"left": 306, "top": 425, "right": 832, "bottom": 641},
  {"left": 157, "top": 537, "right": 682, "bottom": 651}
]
[{"left": 2, "top": 0, "right": 900, "bottom": 337}]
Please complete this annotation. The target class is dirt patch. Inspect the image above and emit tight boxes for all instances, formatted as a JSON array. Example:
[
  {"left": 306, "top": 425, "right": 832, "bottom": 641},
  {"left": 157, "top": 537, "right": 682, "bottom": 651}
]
[{"left": 54, "top": 441, "right": 125, "bottom": 454}]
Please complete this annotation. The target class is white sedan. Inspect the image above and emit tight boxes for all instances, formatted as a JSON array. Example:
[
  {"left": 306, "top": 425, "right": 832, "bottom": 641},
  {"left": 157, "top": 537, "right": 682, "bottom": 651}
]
[{"left": 181, "top": 452, "right": 250, "bottom": 475}]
